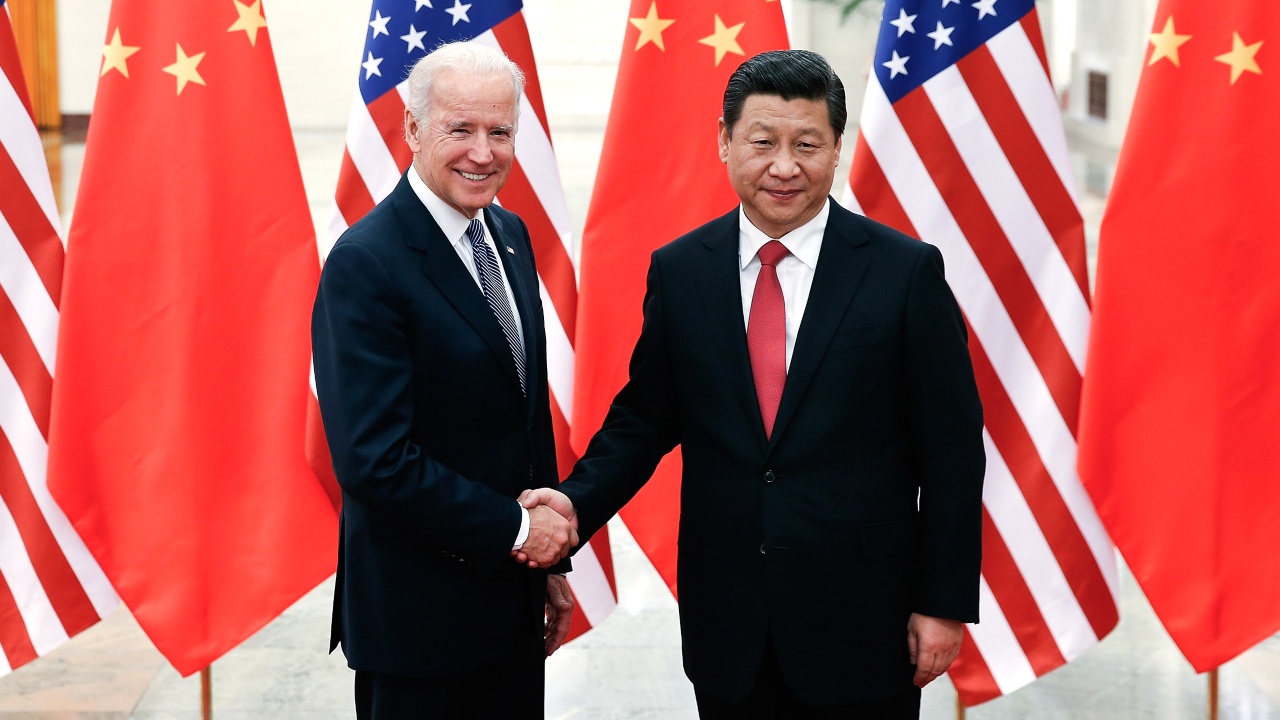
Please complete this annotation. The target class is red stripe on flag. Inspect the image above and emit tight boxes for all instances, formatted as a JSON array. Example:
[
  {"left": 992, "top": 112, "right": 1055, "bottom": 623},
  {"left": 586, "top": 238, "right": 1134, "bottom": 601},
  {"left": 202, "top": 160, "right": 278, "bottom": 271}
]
[
  {"left": 957, "top": 47, "right": 1089, "bottom": 301},
  {"left": 848, "top": 132, "right": 919, "bottom": 238},
  {"left": 335, "top": 149, "right": 377, "bottom": 228},
  {"left": 491, "top": 12, "right": 551, "bottom": 139},
  {"left": 0, "top": 292, "right": 51, "bottom": 439},
  {"left": 949, "top": 628, "right": 1004, "bottom": 707},
  {"left": 365, "top": 91, "right": 414, "bottom": 173},
  {"left": 0, "top": 147, "right": 64, "bottom": 306},
  {"left": 0, "top": 430, "right": 100, "bottom": 637},
  {"left": 0, "top": 568, "right": 37, "bottom": 669},
  {"left": 967, "top": 327, "right": 1119, "bottom": 640},
  {"left": 0, "top": 11, "right": 34, "bottom": 122},
  {"left": 1020, "top": 10, "right": 1053, "bottom": 82},
  {"left": 306, "top": 392, "right": 342, "bottom": 514},
  {"left": 501, "top": 161, "right": 577, "bottom": 342},
  {"left": 895, "top": 88, "right": 1082, "bottom": 437},
  {"left": 549, "top": 392, "right": 578, "bottom": 480},
  {"left": 590, "top": 526, "right": 617, "bottom": 598},
  {"left": 981, "top": 507, "right": 1067, "bottom": 675}
]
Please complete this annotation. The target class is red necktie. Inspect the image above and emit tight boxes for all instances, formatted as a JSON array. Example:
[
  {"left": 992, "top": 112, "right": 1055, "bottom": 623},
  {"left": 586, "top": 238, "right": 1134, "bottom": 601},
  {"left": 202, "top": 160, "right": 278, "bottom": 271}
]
[{"left": 747, "top": 240, "right": 790, "bottom": 439}]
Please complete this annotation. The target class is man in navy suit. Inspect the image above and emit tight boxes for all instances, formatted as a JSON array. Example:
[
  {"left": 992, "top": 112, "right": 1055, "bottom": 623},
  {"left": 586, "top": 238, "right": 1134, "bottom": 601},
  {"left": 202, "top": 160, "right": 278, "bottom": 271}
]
[
  {"left": 312, "top": 42, "right": 577, "bottom": 719},
  {"left": 521, "top": 51, "right": 986, "bottom": 719}
]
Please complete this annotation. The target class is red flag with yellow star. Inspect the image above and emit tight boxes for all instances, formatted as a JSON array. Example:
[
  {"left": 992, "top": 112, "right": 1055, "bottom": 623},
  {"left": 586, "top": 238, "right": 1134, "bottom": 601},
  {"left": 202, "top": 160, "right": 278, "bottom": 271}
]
[
  {"left": 47, "top": 0, "right": 337, "bottom": 675},
  {"left": 572, "top": 1, "right": 788, "bottom": 596},
  {"left": 1077, "top": 0, "right": 1280, "bottom": 671}
]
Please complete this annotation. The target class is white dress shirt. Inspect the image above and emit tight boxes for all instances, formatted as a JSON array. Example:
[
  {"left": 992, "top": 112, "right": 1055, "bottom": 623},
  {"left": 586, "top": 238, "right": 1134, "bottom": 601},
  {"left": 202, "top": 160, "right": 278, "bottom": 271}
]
[
  {"left": 739, "top": 198, "right": 830, "bottom": 370},
  {"left": 406, "top": 168, "right": 531, "bottom": 549}
]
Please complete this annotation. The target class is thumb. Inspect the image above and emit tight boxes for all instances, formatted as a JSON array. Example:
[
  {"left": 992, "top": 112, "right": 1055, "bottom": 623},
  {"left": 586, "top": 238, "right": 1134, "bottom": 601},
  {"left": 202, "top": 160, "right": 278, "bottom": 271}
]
[{"left": 520, "top": 489, "right": 548, "bottom": 509}]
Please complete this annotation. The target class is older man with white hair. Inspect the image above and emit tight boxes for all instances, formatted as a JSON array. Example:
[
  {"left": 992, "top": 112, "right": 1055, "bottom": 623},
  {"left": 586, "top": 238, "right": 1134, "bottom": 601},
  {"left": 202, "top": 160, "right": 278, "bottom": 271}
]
[{"left": 312, "top": 41, "right": 578, "bottom": 718}]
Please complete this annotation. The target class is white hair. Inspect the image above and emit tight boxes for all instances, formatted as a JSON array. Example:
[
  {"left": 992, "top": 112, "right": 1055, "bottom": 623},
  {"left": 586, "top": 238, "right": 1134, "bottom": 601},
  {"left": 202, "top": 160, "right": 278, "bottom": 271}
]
[{"left": 405, "top": 41, "right": 525, "bottom": 124}]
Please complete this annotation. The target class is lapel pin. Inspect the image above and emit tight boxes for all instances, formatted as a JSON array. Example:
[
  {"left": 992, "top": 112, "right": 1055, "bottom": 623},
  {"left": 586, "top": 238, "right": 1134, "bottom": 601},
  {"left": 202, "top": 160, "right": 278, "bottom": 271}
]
[{"left": 506, "top": 246, "right": 515, "bottom": 254}]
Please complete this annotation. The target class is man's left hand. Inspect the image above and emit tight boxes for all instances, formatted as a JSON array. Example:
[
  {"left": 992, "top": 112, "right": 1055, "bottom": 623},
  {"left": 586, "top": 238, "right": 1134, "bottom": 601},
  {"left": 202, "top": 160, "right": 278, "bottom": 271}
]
[
  {"left": 907, "top": 613, "right": 964, "bottom": 688},
  {"left": 545, "top": 574, "right": 574, "bottom": 657}
]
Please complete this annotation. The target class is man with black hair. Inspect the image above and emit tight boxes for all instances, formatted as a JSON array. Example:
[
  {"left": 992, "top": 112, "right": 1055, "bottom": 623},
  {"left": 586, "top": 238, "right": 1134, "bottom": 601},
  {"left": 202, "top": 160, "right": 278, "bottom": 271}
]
[{"left": 521, "top": 49, "right": 985, "bottom": 718}]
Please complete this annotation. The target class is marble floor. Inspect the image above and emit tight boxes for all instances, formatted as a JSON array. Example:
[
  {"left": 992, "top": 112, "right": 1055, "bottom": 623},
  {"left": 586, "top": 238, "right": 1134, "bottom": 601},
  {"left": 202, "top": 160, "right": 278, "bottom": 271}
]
[{"left": 16, "top": 117, "right": 1280, "bottom": 719}]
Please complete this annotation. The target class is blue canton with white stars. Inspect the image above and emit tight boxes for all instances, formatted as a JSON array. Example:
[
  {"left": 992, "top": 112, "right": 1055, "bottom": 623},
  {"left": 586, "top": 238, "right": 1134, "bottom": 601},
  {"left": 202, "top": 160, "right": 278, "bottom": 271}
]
[
  {"left": 873, "top": 0, "right": 1034, "bottom": 103},
  {"left": 358, "top": 0, "right": 523, "bottom": 104}
]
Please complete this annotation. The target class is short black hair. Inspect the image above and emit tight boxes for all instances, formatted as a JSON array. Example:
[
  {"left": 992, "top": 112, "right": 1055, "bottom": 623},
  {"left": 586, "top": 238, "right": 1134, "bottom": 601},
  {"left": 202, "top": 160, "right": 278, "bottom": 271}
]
[{"left": 723, "top": 50, "right": 847, "bottom": 139}]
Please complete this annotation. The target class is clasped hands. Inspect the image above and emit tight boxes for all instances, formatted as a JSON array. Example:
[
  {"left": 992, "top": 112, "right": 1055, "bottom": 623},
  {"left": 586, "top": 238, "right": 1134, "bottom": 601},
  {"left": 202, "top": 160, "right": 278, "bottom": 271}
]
[{"left": 510, "top": 488, "right": 578, "bottom": 569}]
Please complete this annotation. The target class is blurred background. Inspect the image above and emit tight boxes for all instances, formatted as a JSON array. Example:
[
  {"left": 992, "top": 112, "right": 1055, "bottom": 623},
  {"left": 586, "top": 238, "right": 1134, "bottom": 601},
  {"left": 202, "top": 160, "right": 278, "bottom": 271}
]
[{"left": 6, "top": 0, "right": 1278, "bottom": 717}]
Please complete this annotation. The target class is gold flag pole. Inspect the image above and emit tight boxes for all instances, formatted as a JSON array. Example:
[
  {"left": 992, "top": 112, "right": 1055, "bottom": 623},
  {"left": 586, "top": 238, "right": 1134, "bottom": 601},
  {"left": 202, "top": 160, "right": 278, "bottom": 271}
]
[
  {"left": 1208, "top": 668, "right": 1219, "bottom": 720},
  {"left": 201, "top": 666, "right": 212, "bottom": 720},
  {"left": 957, "top": 692, "right": 966, "bottom": 720}
]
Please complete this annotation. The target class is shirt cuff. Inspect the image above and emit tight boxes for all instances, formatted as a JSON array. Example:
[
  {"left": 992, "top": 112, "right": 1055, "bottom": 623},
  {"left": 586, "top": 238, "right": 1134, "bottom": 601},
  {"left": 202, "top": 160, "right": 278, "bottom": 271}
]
[{"left": 512, "top": 504, "right": 530, "bottom": 550}]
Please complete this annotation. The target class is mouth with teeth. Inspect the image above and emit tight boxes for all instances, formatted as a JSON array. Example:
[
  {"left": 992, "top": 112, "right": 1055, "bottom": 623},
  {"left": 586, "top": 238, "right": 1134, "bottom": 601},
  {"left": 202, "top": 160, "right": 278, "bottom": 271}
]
[{"left": 458, "top": 170, "right": 492, "bottom": 182}]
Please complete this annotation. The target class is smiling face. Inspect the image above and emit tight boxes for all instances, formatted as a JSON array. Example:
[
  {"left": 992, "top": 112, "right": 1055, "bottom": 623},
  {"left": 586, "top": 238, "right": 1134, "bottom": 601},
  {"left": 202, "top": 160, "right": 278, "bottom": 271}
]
[
  {"left": 719, "top": 94, "right": 842, "bottom": 239},
  {"left": 404, "top": 68, "right": 518, "bottom": 218}
]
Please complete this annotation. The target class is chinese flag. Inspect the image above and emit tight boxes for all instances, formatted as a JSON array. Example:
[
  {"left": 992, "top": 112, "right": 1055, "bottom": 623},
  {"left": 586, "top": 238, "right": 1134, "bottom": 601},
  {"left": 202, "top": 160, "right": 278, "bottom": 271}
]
[
  {"left": 573, "top": 1, "right": 788, "bottom": 595},
  {"left": 1078, "top": 0, "right": 1280, "bottom": 671},
  {"left": 47, "top": 0, "right": 337, "bottom": 674}
]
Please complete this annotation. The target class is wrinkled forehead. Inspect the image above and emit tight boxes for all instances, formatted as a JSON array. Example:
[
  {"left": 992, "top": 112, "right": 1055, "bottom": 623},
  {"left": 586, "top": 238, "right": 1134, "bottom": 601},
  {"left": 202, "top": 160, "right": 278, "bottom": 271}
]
[
  {"left": 429, "top": 69, "right": 520, "bottom": 118},
  {"left": 734, "top": 94, "right": 833, "bottom": 136}
]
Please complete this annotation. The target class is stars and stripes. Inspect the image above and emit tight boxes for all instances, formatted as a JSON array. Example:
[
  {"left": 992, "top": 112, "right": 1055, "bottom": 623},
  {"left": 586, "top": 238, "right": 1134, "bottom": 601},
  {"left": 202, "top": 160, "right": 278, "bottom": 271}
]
[
  {"left": 0, "top": 0, "right": 118, "bottom": 677},
  {"left": 843, "top": 0, "right": 1119, "bottom": 706},
  {"left": 320, "top": 0, "right": 617, "bottom": 640}
]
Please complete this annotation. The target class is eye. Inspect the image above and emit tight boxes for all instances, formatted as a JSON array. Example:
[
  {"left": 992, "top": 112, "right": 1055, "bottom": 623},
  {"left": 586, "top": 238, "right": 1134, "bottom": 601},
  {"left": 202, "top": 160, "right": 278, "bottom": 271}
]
[{"left": 752, "top": 139, "right": 772, "bottom": 147}]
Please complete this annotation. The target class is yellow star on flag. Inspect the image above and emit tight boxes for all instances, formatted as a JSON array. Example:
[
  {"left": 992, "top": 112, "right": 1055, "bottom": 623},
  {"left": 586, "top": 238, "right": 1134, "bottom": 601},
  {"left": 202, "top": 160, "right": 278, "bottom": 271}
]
[
  {"left": 1215, "top": 32, "right": 1263, "bottom": 84},
  {"left": 101, "top": 28, "right": 141, "bottom": 78},
  {"left": 162, "top": 44, "right": 207, "bottom": 95},
  {"left": 629, "top": 2, "right": 675, "bottom": 52},
  {"left": 228, "top": 0, "right": 269, "bottom": 46},
  {"left": 1148, "top": 17, "right": 1191, "bottom": 67},
  {"left": 698, "top": 15, "right": 746, "bottom": 66}
]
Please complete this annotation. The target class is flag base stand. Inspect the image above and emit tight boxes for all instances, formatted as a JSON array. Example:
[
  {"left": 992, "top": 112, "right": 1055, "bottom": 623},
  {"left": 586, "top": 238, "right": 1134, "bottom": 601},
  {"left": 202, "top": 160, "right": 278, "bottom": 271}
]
[
  {"left": 201, "top": 666, "right": 212, "bottom": 720},
  {"left": 1208, "top": 667, "right": 1219, "bottom": 720}
]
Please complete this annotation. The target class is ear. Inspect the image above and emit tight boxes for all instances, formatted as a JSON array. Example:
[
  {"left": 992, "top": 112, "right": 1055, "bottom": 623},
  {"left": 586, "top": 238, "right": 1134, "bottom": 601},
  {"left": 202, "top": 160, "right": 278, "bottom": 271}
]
[
  {"left": 834, "top": 133, "right": 843, "bottom": 166},
  {"left": 717, "top": 118, "right": 731, "bottom": 165},
  {"left": 404, "top": 108, "right": 423, "bottom": 154}
]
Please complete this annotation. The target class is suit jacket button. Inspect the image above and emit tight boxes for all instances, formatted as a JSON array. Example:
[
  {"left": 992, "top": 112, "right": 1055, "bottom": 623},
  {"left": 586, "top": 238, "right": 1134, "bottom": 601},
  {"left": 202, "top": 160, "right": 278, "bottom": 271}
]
[
  {"left": 764, "top": 471, "right": 775, "bottom": 483},
  {"left": 760, "top": 543, "right": 767, "bottom": 554}
]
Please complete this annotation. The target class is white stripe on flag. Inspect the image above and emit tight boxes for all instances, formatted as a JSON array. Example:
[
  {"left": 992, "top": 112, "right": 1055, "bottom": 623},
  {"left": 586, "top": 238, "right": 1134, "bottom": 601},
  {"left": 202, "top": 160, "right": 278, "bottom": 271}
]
[
  {"left": 0, "top": 77, "right": 61, "bottom": 235},
  {"left": 344, "top": 87, "right": 401, "bottom": 205},
  {"left": 987, "top": 22, "right": 1079, "bottom": 207},
  {"left": 982, "top": 430, "right": 1097, "bottom": 660},
  {"left": 567, "top": 538, "right": 617, "bottom": 627},
  {"left": 322, "top": 204, "right": 348, "bottom": 263},
  {"left": 0, "top": 492, "right": 68, "bottom": 654},
  {"left": 839, "top": 182, "right": 864, "bottom": 215},
  {"left": 922, "top": 65, "right": 1089, "bottom": 373},
  {"left": 0, "top": 212, "right": 58, "bottom": 374},
  {"left": 966, "top": 575, "right": 1038, "bottom": 695}
]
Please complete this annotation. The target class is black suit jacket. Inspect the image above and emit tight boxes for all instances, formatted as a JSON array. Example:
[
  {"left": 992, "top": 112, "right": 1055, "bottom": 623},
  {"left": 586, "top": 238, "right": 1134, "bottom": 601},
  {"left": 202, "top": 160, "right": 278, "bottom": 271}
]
[
  {"left": 560, "top": 201, "right": 984, "bottom": 704},
  {"left": 312, "top": 175, "right": 567, "bottom": 677}
]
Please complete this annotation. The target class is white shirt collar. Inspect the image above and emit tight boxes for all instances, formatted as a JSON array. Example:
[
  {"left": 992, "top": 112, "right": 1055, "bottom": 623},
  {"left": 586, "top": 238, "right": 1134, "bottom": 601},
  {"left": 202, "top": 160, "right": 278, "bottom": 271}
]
[
  {"left": 406, "top": 165, "right": 483, "bottom": 249},
  {"left": 738, "top": 198, "right": 830, "bottom": 271}
]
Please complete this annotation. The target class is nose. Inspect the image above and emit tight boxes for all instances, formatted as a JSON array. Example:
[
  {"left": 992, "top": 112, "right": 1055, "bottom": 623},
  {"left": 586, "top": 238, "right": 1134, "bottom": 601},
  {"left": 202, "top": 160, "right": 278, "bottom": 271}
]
[
  {"left": 466, "top": 133, "right": 494, "bottom": 166},
  {"left": 769, "top": 147, "right": 802, "bottom": 179}
]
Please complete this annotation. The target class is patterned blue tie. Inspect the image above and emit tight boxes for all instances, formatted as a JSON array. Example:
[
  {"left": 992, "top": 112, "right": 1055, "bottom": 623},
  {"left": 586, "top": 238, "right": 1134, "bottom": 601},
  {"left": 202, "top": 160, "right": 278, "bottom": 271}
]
[{"left": 467, "top": 218, "right": 526, "bottom": 394}]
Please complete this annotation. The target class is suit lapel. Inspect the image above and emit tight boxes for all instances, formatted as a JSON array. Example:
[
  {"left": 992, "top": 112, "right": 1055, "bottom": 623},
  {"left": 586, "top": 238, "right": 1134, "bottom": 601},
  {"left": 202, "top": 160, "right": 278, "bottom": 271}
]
[
  {"left": 485, "top": 207, "right": 539, "bottom": 416},
  {"left": 695, "top": 210, "right": 769, "bottom": 452},
  {"left": 767, "top": 202, "right": 874, "bottom": 453},
  {"left": 391, "top": 177, "right": 524, "bottom": 395}
]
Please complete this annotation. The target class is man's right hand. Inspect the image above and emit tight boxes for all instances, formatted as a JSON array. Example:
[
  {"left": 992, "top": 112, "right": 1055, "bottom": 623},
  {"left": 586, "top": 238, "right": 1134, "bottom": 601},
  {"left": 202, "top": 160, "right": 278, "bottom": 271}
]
[
  {"left": 512, "top": 489, "right": 578, "bottom": 567},
  {"left": 517, "top": 504, "right": 578, "bottom": 568}
]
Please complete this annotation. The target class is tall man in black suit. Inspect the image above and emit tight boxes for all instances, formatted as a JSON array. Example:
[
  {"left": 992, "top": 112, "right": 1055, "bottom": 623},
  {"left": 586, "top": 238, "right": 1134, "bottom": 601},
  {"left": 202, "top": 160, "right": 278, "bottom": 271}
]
[
  {"left": 312, "top": 42, "right": 578, "bottom": 719},
  {"left": 520, "top": 51, "right": 985, "bottom": 718}
]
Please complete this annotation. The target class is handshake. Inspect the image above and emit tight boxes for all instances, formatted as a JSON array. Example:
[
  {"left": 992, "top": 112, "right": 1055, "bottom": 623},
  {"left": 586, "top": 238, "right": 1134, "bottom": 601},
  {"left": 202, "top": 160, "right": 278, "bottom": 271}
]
[{"left": 511, "top": 488, "right": 578, "bottom": 569}]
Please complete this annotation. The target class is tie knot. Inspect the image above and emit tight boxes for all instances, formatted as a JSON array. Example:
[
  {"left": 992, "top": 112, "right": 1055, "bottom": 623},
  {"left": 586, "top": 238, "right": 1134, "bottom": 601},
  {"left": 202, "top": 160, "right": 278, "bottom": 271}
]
[
  {"left": 466, "top": 218, "right": 485, "bottom": 246},
  {"left": 757, "top": 240, "right": 790, "bottom": 268}
]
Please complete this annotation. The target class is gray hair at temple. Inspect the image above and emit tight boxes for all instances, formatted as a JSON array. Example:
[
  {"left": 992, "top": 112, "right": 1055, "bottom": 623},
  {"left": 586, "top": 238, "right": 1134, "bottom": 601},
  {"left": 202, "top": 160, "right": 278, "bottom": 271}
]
[{"left": 405, "top": 41, "right": 525, "bottom": 125}]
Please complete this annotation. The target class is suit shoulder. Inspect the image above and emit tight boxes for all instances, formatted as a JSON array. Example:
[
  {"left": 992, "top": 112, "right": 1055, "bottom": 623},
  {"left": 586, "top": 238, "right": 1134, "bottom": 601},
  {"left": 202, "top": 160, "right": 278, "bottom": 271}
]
[
  {"left": 651, "top": 208, "right": 737, "bottom": 264},
  {"left": 330, "top": 199, "right": 404, "bottom": 260}
]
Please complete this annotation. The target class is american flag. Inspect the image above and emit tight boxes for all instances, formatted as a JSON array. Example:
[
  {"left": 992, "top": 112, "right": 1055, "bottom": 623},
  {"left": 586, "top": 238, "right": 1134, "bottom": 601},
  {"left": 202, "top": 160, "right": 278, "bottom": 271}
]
[
  {"left": 315, "top": 0, "right": 617, "bottom": 637},
  {"left": 842, "top": 0, "right": 1119, "bottom": 705},
  {"left": 0, "top": 0, "right": 117, "bottom": 675}
]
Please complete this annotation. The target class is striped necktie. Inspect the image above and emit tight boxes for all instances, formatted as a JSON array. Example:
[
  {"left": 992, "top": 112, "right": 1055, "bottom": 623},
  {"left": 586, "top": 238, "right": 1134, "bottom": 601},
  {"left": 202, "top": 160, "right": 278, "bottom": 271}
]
[{"left": 467, "top": 218, "right": 526, "bottom": 394}]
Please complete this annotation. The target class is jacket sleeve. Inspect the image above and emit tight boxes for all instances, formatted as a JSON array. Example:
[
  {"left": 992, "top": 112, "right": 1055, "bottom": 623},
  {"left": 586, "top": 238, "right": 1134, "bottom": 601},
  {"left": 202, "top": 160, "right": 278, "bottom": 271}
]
[
  {"left": 312, "top": 241, "right": 521, "bottom": 570},
  {"left": 902, "top": 243, "right": 986, "bottom": 623},
  {"left": 559, "top": 252, "right": 681, "bottom": 542}
]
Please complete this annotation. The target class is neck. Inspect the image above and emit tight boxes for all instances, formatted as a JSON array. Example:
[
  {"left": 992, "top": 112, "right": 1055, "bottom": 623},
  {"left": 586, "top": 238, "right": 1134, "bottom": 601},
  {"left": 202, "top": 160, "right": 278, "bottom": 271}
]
[{"left": 742, "top": 198, "right": 827, "bottom": 240}]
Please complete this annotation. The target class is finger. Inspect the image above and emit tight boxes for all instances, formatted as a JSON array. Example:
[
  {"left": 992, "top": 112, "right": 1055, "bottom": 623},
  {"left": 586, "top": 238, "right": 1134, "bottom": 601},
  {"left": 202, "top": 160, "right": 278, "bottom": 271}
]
[
  {"left": 520, "top": 488, "right": 552, "bottom": 509},
  {"left": 913, "top": 651, "right": 936, "bottom": 688},
  {"left": 906, "top": 628, "right": 919, "bottom": 666},
  {"left": 546, "top": 612, "right": 572, "bottom": 656}
]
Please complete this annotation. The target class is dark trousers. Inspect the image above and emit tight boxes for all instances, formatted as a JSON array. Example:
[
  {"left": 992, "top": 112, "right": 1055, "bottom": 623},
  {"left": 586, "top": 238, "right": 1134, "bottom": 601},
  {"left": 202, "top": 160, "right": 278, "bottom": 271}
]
[
  {"left": 695, "top": 633, "right": 921, "bottom": 720},
  {"left": 354, "top": 618, "right": 545, "bottom": 719}
]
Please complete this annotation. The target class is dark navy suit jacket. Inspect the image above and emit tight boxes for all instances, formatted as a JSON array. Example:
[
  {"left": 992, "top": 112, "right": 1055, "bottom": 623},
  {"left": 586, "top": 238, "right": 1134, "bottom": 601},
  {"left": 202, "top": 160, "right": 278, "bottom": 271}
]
[
  {"left": 312, "top": 174, "right": 567, "bottom": 677},
  {"left": 560, "top": 201, "right": 985, "bottom": 704}
]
